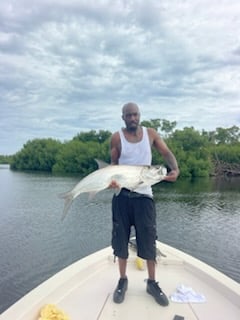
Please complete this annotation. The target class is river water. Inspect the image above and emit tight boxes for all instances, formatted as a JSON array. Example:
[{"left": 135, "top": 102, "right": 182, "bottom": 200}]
[{"left": 0, "top": 165, "right": 240, "bottom": 313}]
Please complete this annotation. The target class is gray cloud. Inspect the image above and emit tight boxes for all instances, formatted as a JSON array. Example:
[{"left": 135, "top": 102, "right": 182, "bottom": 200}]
[{"left": 0, "top": 0, "right": 240, "bottom": 154}]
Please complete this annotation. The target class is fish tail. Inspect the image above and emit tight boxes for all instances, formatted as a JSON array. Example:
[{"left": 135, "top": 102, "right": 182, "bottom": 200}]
[{"left": 58, "top": 192, "right": 74, "bottom": 220}]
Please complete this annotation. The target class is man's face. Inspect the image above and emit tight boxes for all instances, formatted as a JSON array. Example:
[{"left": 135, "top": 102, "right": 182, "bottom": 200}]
[{"left": 122, "top": 107, "right": 140, "bottom": 131}]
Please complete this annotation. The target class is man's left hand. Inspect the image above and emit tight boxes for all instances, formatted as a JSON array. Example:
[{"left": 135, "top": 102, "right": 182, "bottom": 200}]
[{"left": 164, "top": 170, "right": 179, "bottom": 182}]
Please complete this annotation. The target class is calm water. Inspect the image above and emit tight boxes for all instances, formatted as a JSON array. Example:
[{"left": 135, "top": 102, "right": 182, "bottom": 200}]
[{"left": 0, "top": 165, "right": 240, "bottom": 313}]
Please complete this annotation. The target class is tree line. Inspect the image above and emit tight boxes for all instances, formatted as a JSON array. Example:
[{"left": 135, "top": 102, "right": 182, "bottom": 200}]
[{"left": 1, "top": 120, "right": 240, "bottom": 178}]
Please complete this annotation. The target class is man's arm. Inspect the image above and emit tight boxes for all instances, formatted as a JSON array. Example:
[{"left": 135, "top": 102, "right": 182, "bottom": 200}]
[
  {"left": 110, "top": 132, "right": 120, "bottom": 164},
  {"left": 149, "top": 128, "right": 180, "bottom": 182},
  {"left": 109, "top": 132, "right": 121, "bottom": 188}
]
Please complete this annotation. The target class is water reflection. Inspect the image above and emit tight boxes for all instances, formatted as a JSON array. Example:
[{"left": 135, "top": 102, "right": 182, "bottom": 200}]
[
  {"left": 0, "top": 168, "right": 239, "bottom": 314},
  {"left": 153, "top": 177, "right": 240, "bottom": 287}
]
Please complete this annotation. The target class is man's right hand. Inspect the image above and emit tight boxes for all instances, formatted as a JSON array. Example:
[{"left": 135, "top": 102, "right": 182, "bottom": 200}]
[{"left": 108, "top": 180, "right": 120, "bottom": 189}]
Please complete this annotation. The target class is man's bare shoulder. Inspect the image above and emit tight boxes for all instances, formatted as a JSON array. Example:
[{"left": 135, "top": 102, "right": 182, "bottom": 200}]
[
  {"left": 146, "top": 127, "right": 158, "bottom": 135},
  {"left": 111, "top": 131, "right": 120, "bottom": 142},
  {"left": 146, "top": 127, "right": 161, "bottom": 143}
]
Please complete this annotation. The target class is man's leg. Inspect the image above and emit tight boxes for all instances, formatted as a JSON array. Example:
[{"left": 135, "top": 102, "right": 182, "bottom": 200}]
[
  {"left": 113, "top": 258, "right": 128, "bottom": 303},
  {"left": 146, "top": 259, "right": 169, "bottom": 306},
  {"left": 119, "top": 258, "right": 127, "bottom": 278},
  {"left": 147, "top": 259, "right": 155, "bottom": 280}
]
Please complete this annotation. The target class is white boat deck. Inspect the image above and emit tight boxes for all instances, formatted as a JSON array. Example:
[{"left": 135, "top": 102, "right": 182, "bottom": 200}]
[{"left": 1, "top": 241, "right": 240, "bottom": 320}]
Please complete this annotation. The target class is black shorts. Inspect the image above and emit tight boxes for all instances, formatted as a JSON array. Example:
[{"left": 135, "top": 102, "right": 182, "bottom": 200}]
[{"left": 111, "top": 188, "right": 157, "bottom": 260}]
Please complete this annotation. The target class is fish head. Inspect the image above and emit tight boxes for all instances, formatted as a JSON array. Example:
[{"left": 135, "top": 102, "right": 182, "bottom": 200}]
[{"left": 141, "top": 165, "right": 167, "bottom": 185}]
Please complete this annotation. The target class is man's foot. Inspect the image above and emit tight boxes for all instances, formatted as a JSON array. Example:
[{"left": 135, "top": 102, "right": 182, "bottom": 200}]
[
  {"left": 146, "top": 279, "right": 169, "bottom": 306},
  {"left": 113, "top": 277, "right": 128, "bottom": 303}
]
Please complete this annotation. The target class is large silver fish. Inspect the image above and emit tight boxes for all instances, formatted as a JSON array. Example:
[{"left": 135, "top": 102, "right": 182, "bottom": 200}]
[{"left": 59, "top": 160, "right": 167, "bottom": 219}]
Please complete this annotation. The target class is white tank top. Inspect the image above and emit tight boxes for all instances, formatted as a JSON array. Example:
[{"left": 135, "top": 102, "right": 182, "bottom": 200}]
[{"left": 119, "top": 126, "right": 153, "bottom": 196}]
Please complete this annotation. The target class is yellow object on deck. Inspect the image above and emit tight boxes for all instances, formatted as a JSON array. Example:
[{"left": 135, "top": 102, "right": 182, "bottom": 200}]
[
  {"left": 135, "top": 257, "right": 145, "bottom": 270},
  {"left": 38, "top": 304, "right": 70, "bottom": 320}
]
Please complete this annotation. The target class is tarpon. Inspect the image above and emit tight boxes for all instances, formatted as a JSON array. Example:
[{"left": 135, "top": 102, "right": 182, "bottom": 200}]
[{"left": 59, "top": 159, "right": 167, "bottom": 219}]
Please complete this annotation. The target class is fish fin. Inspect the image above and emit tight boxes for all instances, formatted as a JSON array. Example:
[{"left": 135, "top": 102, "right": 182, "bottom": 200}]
[
  {"left": 94, "top": 159, "right": 109, "bottom": 169},
  {"left": 58, "top": 192, "right": 74, "bottom": 220},
  {"left": 156, "top": 247, "right": 167, "bottom": 258},
  {"left": 130, "top": 180, "right": 144, "bottom": 190},
  {"left": 88, "top": 191, "right": 98, "bottom": 200},
  {"left": 114, "top": 187, "right": 122, "bottom": 196}
]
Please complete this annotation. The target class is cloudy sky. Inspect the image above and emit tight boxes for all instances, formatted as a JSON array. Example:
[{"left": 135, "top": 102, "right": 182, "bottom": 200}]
[{"left": 1, "top": 0, "right": 240, "bottom": 155}]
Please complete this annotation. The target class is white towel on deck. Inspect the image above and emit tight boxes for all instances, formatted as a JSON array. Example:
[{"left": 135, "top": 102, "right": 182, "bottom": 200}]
[{"left": 170, "top": 284, "right": 206, "bottom": 303}]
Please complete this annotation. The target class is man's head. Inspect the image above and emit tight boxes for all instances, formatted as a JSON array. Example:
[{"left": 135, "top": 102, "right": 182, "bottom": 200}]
[{"left": 122, "top": 102, "right": 140, "bottom": 131}]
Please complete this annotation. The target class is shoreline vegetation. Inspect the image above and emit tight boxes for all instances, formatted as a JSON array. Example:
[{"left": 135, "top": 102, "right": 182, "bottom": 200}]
[{"left": 1, "top": 120, "right": 240, "bottom": 178}]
